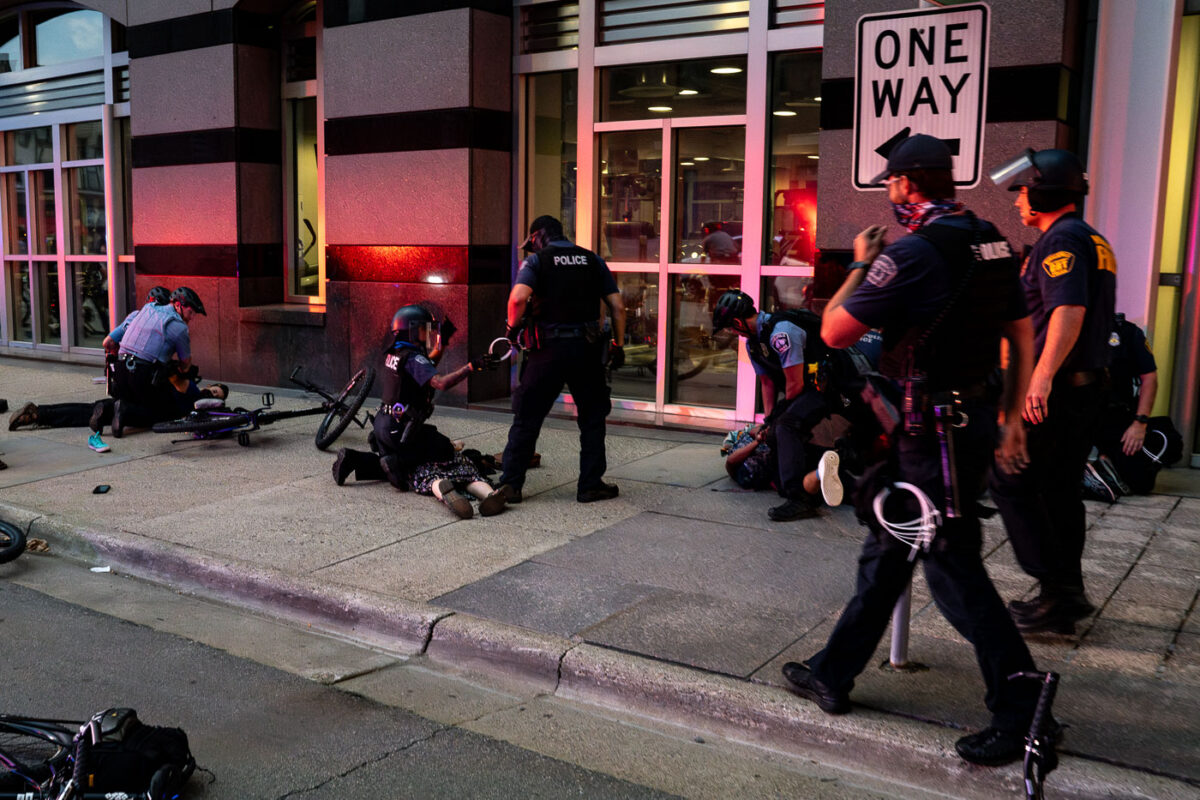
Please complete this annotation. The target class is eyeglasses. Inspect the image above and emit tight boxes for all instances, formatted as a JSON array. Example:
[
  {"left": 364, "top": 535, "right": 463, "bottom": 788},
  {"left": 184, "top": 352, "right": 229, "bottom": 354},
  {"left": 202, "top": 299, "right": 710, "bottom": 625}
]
[{"left": 885, "top": 174, "right": 905, "bottom": 185}]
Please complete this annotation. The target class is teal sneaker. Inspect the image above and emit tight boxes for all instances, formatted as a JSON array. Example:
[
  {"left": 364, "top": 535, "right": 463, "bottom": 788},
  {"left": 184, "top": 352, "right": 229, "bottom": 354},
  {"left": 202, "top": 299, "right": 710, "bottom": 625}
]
[{"left": 87, "top": 432, "right": 111, "bottom": 453}]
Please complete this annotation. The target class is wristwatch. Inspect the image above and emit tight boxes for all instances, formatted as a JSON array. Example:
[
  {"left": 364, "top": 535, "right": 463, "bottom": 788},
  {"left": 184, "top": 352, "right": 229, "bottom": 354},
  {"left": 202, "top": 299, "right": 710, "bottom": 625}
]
[
  {"left": 848, "top": 260, "right": 871, "bottom": 272},
  {"left": 1134, "top": 414, "right": 1150, "bottom": 424}
]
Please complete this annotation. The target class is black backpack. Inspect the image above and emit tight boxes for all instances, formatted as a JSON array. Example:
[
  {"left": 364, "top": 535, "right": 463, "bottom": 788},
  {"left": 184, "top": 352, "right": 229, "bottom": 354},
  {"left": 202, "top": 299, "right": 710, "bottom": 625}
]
[{"left": 81, "top": 708, "right": 196, "bottom": 799}]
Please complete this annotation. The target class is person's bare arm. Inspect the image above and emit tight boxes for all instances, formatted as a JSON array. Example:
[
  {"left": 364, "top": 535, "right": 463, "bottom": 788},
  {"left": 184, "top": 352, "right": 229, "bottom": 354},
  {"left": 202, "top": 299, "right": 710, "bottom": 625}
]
[
  {"left": 1121, "top": 370, "right": 1158, "bottom": 455},
  {"left": 603, "top": 291, "right": 626, "bottom": 344},
  {"left": 507, "top": 284, "right": 534, "bottom": 330},
  {"left": 996, "top": 315, "right": 1035, "bottom": 474},
  {"left": 781, "top": 362, "right": 806, "bottom": 402},
  {"left": 1024, "top": 305, "right": 1085, "bottom": 424},
  {"left": 822, "top": 225, "right": 885, "bottom": 348}
]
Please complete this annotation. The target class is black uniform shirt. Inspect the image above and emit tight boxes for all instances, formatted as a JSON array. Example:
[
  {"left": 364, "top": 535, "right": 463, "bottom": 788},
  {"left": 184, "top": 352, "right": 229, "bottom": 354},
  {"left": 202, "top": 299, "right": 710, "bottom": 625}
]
[
  {"left": 1107, "top": 319, "right": 1157, "bottom": 412},
  {"left": 1022, "top": 213, "right": 1117, "bottom": 373},
  {"left": 515, "top": 236, "right": 618, "bottom": 327}
]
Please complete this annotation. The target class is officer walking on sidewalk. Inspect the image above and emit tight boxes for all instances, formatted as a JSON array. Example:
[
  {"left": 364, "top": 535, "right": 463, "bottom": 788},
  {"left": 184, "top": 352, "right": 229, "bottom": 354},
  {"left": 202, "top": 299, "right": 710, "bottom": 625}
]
[
  {"left": 987, "top": 148, "right": 1116, "bottom": 634},
  {"left": 497, "top": 215, "right": 626, "bottom": 504},
  {"left": 781, "top": 133, "right": 1050, "bottom": 766}
]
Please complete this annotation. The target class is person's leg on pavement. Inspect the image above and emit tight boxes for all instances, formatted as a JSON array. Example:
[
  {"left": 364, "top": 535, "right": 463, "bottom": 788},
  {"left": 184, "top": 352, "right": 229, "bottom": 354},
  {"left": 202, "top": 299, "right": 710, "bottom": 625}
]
[
  {"left": 332, "top": 447, "right": 385, "bottom": 484},
  {"left": 769, "top": 391, "right": 828, "bottom": 520},
  {"left": 27, "top": 402, "right": 95, "bottom": 428},
  {"left": 499, "top": 348, "right": 566, "bottom": 495},
  {"left": 466, "top": 480, "right": 507, "bottom": 516},
  {"left": 563, "top": 339, "right": 615, "bottom": 498}
]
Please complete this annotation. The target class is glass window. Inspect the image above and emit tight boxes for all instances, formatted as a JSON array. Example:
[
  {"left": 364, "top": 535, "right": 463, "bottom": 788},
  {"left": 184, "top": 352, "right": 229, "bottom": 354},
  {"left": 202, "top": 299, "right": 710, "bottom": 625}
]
[
  {"left": 119, "top": 117, "right": 131, "bottom": 254},
  {"left": 68, "top": 121, "right": 103, "bottom": 161},
  {"left": 761, "top": 275, "right": 813, "bottom": 314},
  {"left": 6, "top": 128, "right": 52, "bottom": 166},
  {"left": 598, "top": 130, "right": 661, "bottom": 263},
  {"left": 35, "top": 262, "right": 59, "bottom": 344},
  {"left": 67, "top": 166, "right": 105, "bottom": 255},
  {"left": 526, "top": 71, "right": 577, "bottom": 241},
  {"left": 288, "top": 97, "right": 319, "bottom": 297},
  {"left": 72, "top": 262, "right": 108, "bottom": 348},
  {"left": 673, "top": 126, "right": 744, "bottom": 265},
  {"left": 5, "top": 173, "right": 27, "bottom": 254},
  {"left": 32, "top": 170, "right": 55, "bottom": 255},
  {"left": 609, "top": 271, "right": 657, "bottom": 402},
  {"left": 668, "top": 274, "right": 740, "bottom": 408},
  {"left": 0, "top": 14, "right": 19, "bottom": 72},
  {"left": 32, "top": 9, "right": 104, "bottom": 67},
  {"left": 600, "top": 57, "right": 748, "bottom": 122},
  {"left": 767, "top": 51, "right": 821, "bottom": 266},
  {"left": 8, "top": 263, "right": 30, "bottom": 341}
]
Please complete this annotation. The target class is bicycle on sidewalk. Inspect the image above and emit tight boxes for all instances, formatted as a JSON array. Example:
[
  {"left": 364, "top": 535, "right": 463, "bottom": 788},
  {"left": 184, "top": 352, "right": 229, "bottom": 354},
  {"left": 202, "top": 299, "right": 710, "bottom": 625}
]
[
  {"left": 0, "top": 520, "right": 25, "bottom": 564},
  {"left": 152, "top": 364, "right": 374, "bottom": 450}
]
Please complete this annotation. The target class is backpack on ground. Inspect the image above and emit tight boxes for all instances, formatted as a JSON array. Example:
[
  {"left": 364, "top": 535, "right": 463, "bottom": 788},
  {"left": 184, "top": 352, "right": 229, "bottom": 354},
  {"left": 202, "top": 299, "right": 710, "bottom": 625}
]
[{"left": 81, "top": 708, "right": 196, "bottom": 799}]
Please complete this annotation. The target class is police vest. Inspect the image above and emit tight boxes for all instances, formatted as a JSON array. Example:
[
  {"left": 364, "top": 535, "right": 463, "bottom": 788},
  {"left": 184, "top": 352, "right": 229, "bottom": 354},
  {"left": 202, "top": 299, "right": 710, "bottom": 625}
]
[
  {"left": 751, "top": 309, "right": 827, "bottom": 386},
  {"left": 379, "top": 347, "right": 435, "bottom": 418},
  {"left": 879, "top": 213, "right": 1018, "bottom": 391},
  {"left": 528, "top": 242, "right": 608, "bottom": 326},
  {"left": 120, "top": 303, "right": 178, "bottom": 363}
]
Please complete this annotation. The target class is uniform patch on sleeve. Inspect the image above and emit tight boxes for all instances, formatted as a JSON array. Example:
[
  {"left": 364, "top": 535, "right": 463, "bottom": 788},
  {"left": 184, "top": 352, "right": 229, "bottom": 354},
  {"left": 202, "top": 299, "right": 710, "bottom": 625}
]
[
  {"left": 1042, "top": 251, "right": 1075, "bottom": 278},
  {"left": 770, "top": 331, "right": 791, "bottom": 357},
  {"left": 865, "top": 254, "right": 897, "bottom": 287},
  {"left": 1108, "top": 331, "right": 1121, "bottom": 347}
]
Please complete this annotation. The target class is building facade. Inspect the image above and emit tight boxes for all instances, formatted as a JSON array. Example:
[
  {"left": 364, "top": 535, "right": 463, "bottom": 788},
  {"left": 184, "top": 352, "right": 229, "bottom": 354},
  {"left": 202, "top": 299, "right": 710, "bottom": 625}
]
[{"left": 1, "top": 0, "right": 1199, "bottom": 465}]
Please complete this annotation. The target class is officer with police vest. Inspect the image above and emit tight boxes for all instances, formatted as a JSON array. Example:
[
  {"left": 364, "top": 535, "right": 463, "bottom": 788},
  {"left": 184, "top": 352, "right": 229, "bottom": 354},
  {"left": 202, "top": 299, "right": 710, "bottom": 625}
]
[
  {"left": 988, "top": 148, "right": 1117, "bottom": 634},
  {"left": 497, "top": 215, "right": 626, "bottom": 503},
  {"left": 102, "top": 286, "right": 206, "bottom": 436},
  {"left": 781, "top": 134, "right": 1049, "bottom": 767},
  {"left": 712, "top": 290, "right": 830, "bottom": 521}
]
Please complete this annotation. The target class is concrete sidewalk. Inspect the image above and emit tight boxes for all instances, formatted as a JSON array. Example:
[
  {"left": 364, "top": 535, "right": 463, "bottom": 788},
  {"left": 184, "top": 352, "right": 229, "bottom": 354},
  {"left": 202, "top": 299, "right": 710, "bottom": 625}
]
[{"left": 1, "top": 355, "right": 1198, "bottom": 799}]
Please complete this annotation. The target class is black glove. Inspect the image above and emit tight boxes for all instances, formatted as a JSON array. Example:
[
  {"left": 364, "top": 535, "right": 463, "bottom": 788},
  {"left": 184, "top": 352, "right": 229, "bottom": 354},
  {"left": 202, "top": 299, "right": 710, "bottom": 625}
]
[
  {"left": 470, "top": 353, "right": 499, "bottom": 372},
  {"left": 440, "top": 316, "right": 458, "bottom": 343},
  {"left": 505, "top": 324, "right": 521, "bottom": 344},
  {"left": 607, "top": 345, "right": 625, "bottom": 370}
]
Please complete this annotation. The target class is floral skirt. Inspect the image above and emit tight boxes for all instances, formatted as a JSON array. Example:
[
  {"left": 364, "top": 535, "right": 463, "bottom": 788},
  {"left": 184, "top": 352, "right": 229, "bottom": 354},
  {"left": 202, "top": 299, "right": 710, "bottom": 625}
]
[{"left": 409, "top": 452, "right": 486, "bottom": 495}]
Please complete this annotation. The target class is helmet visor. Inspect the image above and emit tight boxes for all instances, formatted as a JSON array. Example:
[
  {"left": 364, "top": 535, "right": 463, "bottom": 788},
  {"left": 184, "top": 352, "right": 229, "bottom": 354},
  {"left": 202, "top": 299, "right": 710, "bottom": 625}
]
[{"left": 989, "top": 149, "right": 1038, "bottom": 192}]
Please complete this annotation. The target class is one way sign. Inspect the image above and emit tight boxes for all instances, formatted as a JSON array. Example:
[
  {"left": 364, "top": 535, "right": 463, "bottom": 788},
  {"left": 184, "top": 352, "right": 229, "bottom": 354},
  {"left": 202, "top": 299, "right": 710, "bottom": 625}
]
[{"left": 853, "top": 3, "right": 989, "bottom": 190}]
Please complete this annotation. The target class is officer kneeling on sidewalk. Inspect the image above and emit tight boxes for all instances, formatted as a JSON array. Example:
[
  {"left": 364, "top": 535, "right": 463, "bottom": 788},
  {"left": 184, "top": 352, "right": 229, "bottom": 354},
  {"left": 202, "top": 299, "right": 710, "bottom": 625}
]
[
  {"left": 781, "top": 133, "right": 1053, "bottom": 767},
  {"left": 496, "top": 215, "right": 626, "bottom": 504}
]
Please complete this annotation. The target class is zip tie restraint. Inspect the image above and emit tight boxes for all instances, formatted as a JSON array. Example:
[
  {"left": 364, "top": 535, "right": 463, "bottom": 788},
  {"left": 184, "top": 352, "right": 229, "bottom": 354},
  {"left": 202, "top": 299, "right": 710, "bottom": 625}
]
[{"left": 873, "top": 481, "right": 941, "bottom": 561}]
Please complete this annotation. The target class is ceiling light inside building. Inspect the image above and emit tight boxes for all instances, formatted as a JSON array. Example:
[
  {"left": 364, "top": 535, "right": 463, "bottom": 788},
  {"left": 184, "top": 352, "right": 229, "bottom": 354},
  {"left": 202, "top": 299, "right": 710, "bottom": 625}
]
[
  {"left": 648, "top": 105, "right": 672, "bottom": 112},
  {"left": 710, "top": 66, "right": 742, "bottom": 75},
  {"left": 773, "top": 110, "right": 797, "bottom": 117},
  {"left": 694, "top": 156, "right": 709, "bottom": 161},
  {"left": 678, "top": 89, "right": 698, "bottom": 96}
]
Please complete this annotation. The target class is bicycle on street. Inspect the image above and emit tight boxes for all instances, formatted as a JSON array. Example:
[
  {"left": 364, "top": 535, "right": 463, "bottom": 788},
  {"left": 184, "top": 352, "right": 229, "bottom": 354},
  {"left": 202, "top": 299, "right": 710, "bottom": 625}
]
[
  {"left": 0, "top": 520, "right": 26, "bottom": 564},
  {"left": 152, "top": 365, "right": 375, "bottom": 450}
]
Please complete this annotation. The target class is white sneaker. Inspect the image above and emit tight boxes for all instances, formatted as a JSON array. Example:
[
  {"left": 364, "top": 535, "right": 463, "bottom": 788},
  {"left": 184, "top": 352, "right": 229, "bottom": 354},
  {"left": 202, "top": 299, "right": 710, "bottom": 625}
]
[{"left": 818, "top": 450, "right": 843, "bottom": 506}]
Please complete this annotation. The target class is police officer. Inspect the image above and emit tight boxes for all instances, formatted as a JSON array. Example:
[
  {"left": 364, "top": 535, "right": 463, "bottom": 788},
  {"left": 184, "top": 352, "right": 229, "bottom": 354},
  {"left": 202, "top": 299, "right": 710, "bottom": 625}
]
[
  {"left": 102, "top": 286, "right": 206, "bottom": 436},
  {"left": 1092, "top": 314, "right": 1162, "bottom": 494},
  {"left": 332, "top": 305, "right": 497, "bottom": 498},
  {"left": 497, "top": 215, "right": 626, "bottom": 503},
  {"left": 988, "top": 148, "right": 1116, "bottom": 634},
  {"left": 712, "top": 290, "right": 829, "bottom": 520},
  {"left": 781, "top": 134, "right": 1048, "bottom": 766}
]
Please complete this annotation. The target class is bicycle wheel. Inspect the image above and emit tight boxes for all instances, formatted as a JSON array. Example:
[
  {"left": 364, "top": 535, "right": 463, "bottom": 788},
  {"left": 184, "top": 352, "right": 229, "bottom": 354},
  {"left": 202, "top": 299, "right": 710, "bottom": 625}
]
[
  {"left": 0, "top": 720, "right": 73, "bottom": 789},
  {"left": 0, "top": 520, "right": 26, "bottom": 564},
  {"left": 152, "top": 410, "right": 252, "bottom": 435},
  {"left": 314, "top": 366, "right": 375, "bottom": 451}
]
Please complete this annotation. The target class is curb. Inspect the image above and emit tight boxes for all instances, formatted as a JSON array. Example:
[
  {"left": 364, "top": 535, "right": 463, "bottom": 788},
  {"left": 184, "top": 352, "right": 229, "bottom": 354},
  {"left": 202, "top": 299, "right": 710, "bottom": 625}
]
[{"left": 1, "top": 503, "right": 1196, "bottom": 799}]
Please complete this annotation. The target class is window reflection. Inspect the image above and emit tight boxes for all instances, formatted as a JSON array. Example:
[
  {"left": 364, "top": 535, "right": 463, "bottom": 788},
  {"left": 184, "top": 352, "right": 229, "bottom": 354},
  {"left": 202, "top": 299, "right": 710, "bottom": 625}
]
[
  {"left": 598, "top": 130, "right": 661, "bottom": 263},
  {"left": 767, "top": 51, "right": 821, "bottom": 266},
  {"left": 68, "top": 121, "right": 103, "bottom": 161},
  {"left": 72, "top": 262, "right": 108, "bottom": 348},
  {"left": 32, "top": 9, "right": 103, "bottom": 67},
  {"left": 0, "top": 14, "right": 19, "bottom": 72},
  {"left": 673, "top": 126, "right": 744, "bottom": 265},
  {"left": 669, "top": 274, "right": 740, "bottom": 408},
  {"left": 35, "top": 262, "right": 59, "bottom": 344},
  {"left": 289, "top": 97, "right": 319, "bottom": 296},
  {"left": 9, "top": 263, "right": 30, "bottom": 341},
  {"left": 600, "top": 56, "right": 747, "bottom": 122},
  {"left": 6, "top": 128, "right": 52, "bottom": 166},
  {"left": 68, "top": 166, "right": 106, "bottom": 255},
  {"left": 608, "top": 271, "right": 657, "bottom": 401},
  {"left": 526, "top": 71, "right": 577, "bottom": 240},
  {"left": 32, "top": 170, "right": 55, "bottom": 255},
  {"left": 5, "top": 173, "right": 27, "bottom": 254}
]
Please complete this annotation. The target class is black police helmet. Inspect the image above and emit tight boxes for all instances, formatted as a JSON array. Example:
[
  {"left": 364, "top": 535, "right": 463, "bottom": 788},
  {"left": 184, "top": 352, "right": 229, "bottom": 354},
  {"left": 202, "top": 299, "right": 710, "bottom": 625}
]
[
  {"left": 147, "top": 285, "right": 171, "bottom": 305},
  {"left": 391, "top": 304, "right": 434, "bottom": 344},
  {"left": 712, "top": 290, "right": 757, "bottom": 332},
  {"left": 170, "top": 286, "right": 206, "bottom": 315},
  {"left": 992, "top": 148, "right": 1088, "bottom": 212}
]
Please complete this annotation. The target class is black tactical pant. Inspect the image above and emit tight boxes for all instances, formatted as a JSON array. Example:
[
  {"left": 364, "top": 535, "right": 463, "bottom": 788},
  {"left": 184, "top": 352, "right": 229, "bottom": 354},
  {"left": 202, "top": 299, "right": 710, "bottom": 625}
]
[
  {"left": 772, "top": 388, "right": 829, "bottom": 500},
  {"left": 990, "top": 379, "right": 1105, "bottom": 594},
  {"left": 807, "top": 396, "right": 1039, "bottom": 733},
  {"left": 500, "top": 336, "right": 610, "bottom": 493},
  {"left": 337, "top": 412, "right": 455, "bottom": 487},
  {"left": 110, "top": 358, "right": 176, "bottom": 429}
]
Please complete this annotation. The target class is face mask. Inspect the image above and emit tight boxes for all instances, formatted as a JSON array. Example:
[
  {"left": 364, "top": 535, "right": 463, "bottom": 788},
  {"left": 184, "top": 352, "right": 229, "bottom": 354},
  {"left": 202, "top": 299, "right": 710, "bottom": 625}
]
[{"left": 891, "top": 199, "right": 964, "bottom": 232}]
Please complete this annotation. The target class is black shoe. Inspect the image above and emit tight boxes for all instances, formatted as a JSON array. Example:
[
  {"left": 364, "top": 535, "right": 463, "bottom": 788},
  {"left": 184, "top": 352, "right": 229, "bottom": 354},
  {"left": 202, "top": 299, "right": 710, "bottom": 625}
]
[
  {"left": 577, "top": 482, "right": 619, "bottom": 503},
  {"left": 768, "top": 497, "right": 819, "bottom": 521},
  {"left": 8, "top": 402, "right": 38, "bottom": 431},
  {"left": 955, "top": 726, "right": 1025, "bottom": 766},
  {"left": 1011, "top": 594, "right": 1094, "bottom": 633},
  {"left": 110, "top": 400, "right": 124, "bottom": 439},
  {"left": 1096, "top": 455, "right": 1131, "bottom": 496},
  {"left": 478, "top": 489, "right": 506, "bottom": 517},
  {"left": 332, "top": 449, "right": 353, "bottom": 486},
  {"left": 781, "top": 661, "right": 850, "bottom": 714},
  {"left": 436, "top": 479, "right": 473, "bottom": 519},
  {"left": 497, "top": 484, "right": 522, "bottom": 504},
  {"left": 1082, "top": 462, "right": 1117, "bottom": 502},
  {"left": 380, "top": 455, "right": 406, "bottom": 490}
]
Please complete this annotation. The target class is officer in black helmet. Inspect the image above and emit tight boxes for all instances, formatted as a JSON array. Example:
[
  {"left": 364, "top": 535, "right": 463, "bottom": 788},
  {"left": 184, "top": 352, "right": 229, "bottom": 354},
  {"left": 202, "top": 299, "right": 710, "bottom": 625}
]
[
  {"left": 101, "top": 285, "right": 207, "bottom": 436},
  {"left": 987, "top": 148, "right": 1117, "bottom": 634},
  {"left": 781, "top": 133, "right": 1048, "bottom": 767},
  {"left": 496, "top": 215, "right": 626, "bottom": 504},
  {"left": 332, "top": 305, "right": 505, "bottom": 517},
  {"left": 712, "top": 289, "right": 833, "bottom": 520}
]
